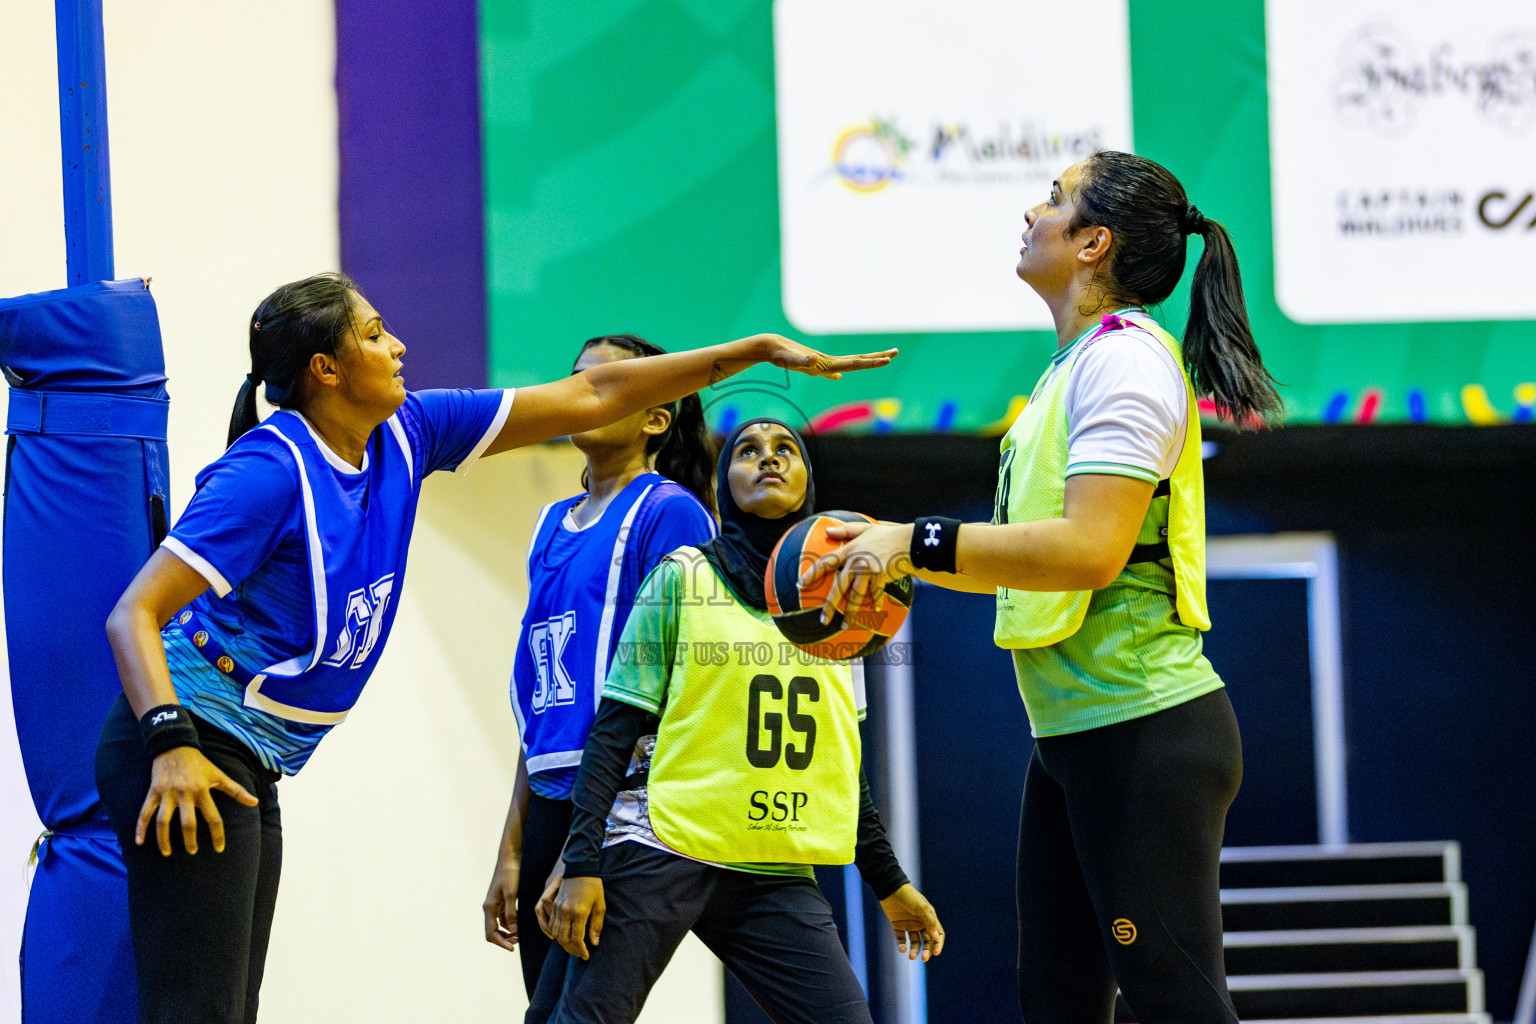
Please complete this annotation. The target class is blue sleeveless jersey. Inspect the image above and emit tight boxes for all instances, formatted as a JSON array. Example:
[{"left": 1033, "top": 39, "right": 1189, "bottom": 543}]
[
  {"left": 161, "top": 389, "right": 511, "bottom": 773},
  {"left": 512, "top": 473, "right": 716, "bottom": 799}
]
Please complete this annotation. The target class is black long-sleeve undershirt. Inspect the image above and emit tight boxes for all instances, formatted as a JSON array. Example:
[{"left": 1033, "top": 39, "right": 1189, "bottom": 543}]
[
  {"left": 563, "top": 697, "right": 910, "bottom": 901},
  {"left": 562, "top": 698, "right": 650, "bottom": 878}
]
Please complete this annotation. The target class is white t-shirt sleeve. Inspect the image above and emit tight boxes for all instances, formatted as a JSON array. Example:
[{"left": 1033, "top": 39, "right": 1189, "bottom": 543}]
[{"left": 1063, "top": 328, "right": 1187, "bottom": 484}]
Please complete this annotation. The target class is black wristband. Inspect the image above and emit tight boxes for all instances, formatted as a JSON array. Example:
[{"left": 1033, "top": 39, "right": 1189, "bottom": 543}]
[
  {"left": 138, "top": 704, "right": 202, "bottom": 759},
  {"left": 909, "top": 516, "right": 962, "bottom": 574}
]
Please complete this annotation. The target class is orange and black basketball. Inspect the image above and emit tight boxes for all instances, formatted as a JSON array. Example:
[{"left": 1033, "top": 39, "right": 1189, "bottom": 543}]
[{"left": 765, "top": 511, "right": 914, "bottom": 661}]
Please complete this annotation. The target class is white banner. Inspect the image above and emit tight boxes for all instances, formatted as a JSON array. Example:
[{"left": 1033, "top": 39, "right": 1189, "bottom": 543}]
[
  {"left": 773, "top": 0, "right": 1133, "bottom": 334},
  {"left": 1267, "top": 0, "right": 1536, "bottom": 324}
]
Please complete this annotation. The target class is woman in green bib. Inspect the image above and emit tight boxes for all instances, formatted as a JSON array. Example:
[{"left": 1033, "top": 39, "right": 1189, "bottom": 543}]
[
  {"left": 805, "top": 152, "right": 1282, "bottom": 1024},
  {"left": 541, "top": 417, "right": 943, "bottom": 1024}
]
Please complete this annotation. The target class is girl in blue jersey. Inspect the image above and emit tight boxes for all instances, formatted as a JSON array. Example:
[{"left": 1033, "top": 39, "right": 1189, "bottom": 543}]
[
  {"left": 93, "top": 272, "right": 895, "bottom": 1024},
  {"left": 481, "top": 334, "right": 719, "bottom": 1002}
]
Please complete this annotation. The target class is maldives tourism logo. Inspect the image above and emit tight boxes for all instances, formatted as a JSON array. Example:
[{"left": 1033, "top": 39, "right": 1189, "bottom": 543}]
[
  {"left": 832, "top": 119, "right": 916, "bottom": 192},
  {"left": 832, "top": 116, "right": 1106, "bottom": 192}
]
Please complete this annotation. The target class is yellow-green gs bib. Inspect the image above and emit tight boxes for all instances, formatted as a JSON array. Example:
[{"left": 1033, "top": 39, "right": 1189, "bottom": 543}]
[
  {"left": 646, "top": 552, "right": 862, "bottom": 865},
  {"left": 994, "top": 312, "right": 1211, "bottom": 649}
]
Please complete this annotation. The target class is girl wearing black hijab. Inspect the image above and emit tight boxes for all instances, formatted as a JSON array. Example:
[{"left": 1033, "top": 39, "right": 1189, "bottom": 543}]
[{"left": 535, "top": 418, "right": 943, "bottom": 1024}]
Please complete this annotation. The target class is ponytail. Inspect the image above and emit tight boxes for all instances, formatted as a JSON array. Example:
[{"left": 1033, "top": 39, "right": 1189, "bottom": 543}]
[
  {"left": 1184, "top": 218, "right": 1281, "bottom": 427},
  {"left": 1071, "top": 151, "right": 1282, "bottom": 430},
  {"left": 574, "top": 334, "right": 717, "bottom": 515},
  {"left": 227, "top": 372, "right": 262, "bottom": 447},
  {"left": 227, "top": 272, "right": 359, "bottom": 447}
]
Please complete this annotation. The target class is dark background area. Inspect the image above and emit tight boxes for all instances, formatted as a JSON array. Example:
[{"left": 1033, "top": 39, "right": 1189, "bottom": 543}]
[{"left": 811, "top": 425, "right": 1536, "bottom": 1023}]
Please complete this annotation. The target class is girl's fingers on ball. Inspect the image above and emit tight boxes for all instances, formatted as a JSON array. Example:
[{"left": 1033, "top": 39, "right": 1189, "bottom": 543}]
[
  {"left": 822, "top": 570, "right": 852, "bottom": 624},
  {"left": 823, "top": 521, "right": 870, "bottom": 543},
  {"left": 799, "top": 550, "right": 836, "bottom": 588}
]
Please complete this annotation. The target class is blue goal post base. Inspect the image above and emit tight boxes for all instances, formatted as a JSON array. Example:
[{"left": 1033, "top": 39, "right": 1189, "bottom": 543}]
[{"left": 1, "top": 278, "right": 170, "bottom": 1023}]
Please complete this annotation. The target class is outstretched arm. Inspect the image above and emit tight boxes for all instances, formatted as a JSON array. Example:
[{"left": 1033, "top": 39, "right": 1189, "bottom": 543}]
[
  {"left": 803, "top": 474, "right": 1155, "bottom": 621},
  {"left": 482, "top": 334, "right": 896, "bottom": 455}
]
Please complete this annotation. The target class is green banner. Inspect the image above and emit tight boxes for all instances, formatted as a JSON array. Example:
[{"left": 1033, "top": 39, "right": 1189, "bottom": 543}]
[{"left": 481, "top": 0, "right": 1536, "bottom": 429}]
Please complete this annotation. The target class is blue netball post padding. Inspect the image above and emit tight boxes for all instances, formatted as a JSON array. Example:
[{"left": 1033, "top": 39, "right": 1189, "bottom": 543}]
[{"left": 0, "top": 278, "right": 168, "bottom": 1023}]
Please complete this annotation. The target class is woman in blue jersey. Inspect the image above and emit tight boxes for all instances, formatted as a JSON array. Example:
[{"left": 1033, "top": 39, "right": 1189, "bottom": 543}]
[
  {"left": 93, "top": 272, "right": 894, "bottom": 1024},
  {"left": 805, "top": 153, "right": 1282, "bottom": 1023},
  {"left": 481, "top": 334, "right": 719, "bottom": 1002}
]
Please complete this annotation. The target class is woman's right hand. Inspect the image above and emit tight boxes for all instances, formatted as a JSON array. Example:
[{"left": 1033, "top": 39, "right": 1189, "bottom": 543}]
[
  {"left": 482, "top": 852, "right": 521, "bottom": 953},
  {"left": 748, "top": 334, "right": 898, "bottom": 381},
  {"left": 135, "top": 746, "right": 258, "bottom": 856}
]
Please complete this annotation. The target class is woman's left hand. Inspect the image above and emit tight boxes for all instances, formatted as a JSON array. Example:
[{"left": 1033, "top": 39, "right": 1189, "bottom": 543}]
[
  {"left": 879, "top": 883, "right": 945, "bottom": 961},
  {"left": 799, "top": 520, "right": 915, "bottom": 624},
  {"left": 750, "top": 335, "right": 899, "bottom": 380}
]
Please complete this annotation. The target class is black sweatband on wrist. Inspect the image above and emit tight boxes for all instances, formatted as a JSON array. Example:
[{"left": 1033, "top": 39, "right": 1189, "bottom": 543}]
[
  {"left": 138, "top": 704, "right": 202, "bottom": 759},
  {"left": 909, "top": 516, "right": 962, "bottom": 574}
]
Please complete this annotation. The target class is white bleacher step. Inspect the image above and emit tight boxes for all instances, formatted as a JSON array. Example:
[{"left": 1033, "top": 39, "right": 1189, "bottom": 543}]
[
  {"left": 1221, "top": 882, "right": 1467, "bottom": 932},
  {"left": 1227, "top": 967, "right": 1483, "bottom": 1019},
  {"left": 1222, "top": 842, "right": 1460, "bottom": 889},
  {"left": 1224, "top": 925, "right": 1475, "bottom": 974}
]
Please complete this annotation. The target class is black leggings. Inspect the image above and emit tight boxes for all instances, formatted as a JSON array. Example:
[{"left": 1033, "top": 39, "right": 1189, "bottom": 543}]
[
  {"left": 1016, "top": 688, "right": 1243, "bottom": 1024},
  {"left": 551, "top": 842, "right": 870, "bottom": 1024},
  {"left": 96, "top": 695, "right": 282, "bottom": 1024},
  {"left": 517, "top": 793, "right": 574, "bottom": 997}
]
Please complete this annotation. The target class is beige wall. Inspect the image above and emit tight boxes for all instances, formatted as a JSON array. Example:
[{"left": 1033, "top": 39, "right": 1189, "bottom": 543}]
[{"left": 0, "top": 3, "right": 723, "bottom": 1021}]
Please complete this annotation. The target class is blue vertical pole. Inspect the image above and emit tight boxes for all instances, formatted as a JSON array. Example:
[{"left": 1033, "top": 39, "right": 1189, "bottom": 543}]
[
  {"left": 55, "top": 0, "right": 115, "bottom": 286},
  {"left": 842, "top": 863, "right": 870, "bottom": 996}
]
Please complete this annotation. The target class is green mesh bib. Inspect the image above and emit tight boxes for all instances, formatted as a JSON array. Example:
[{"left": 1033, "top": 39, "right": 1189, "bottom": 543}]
[
  {"left": 993, "top": 314, "right": 1210, "bottom": 650},
  {"left": 647, "top": 553, "right": 861, "bottom": 865}
]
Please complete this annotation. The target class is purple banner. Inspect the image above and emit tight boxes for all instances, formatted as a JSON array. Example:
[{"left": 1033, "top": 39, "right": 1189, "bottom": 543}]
[{"left": 336, "top": 0, "right": 485, "bottom": 389}]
